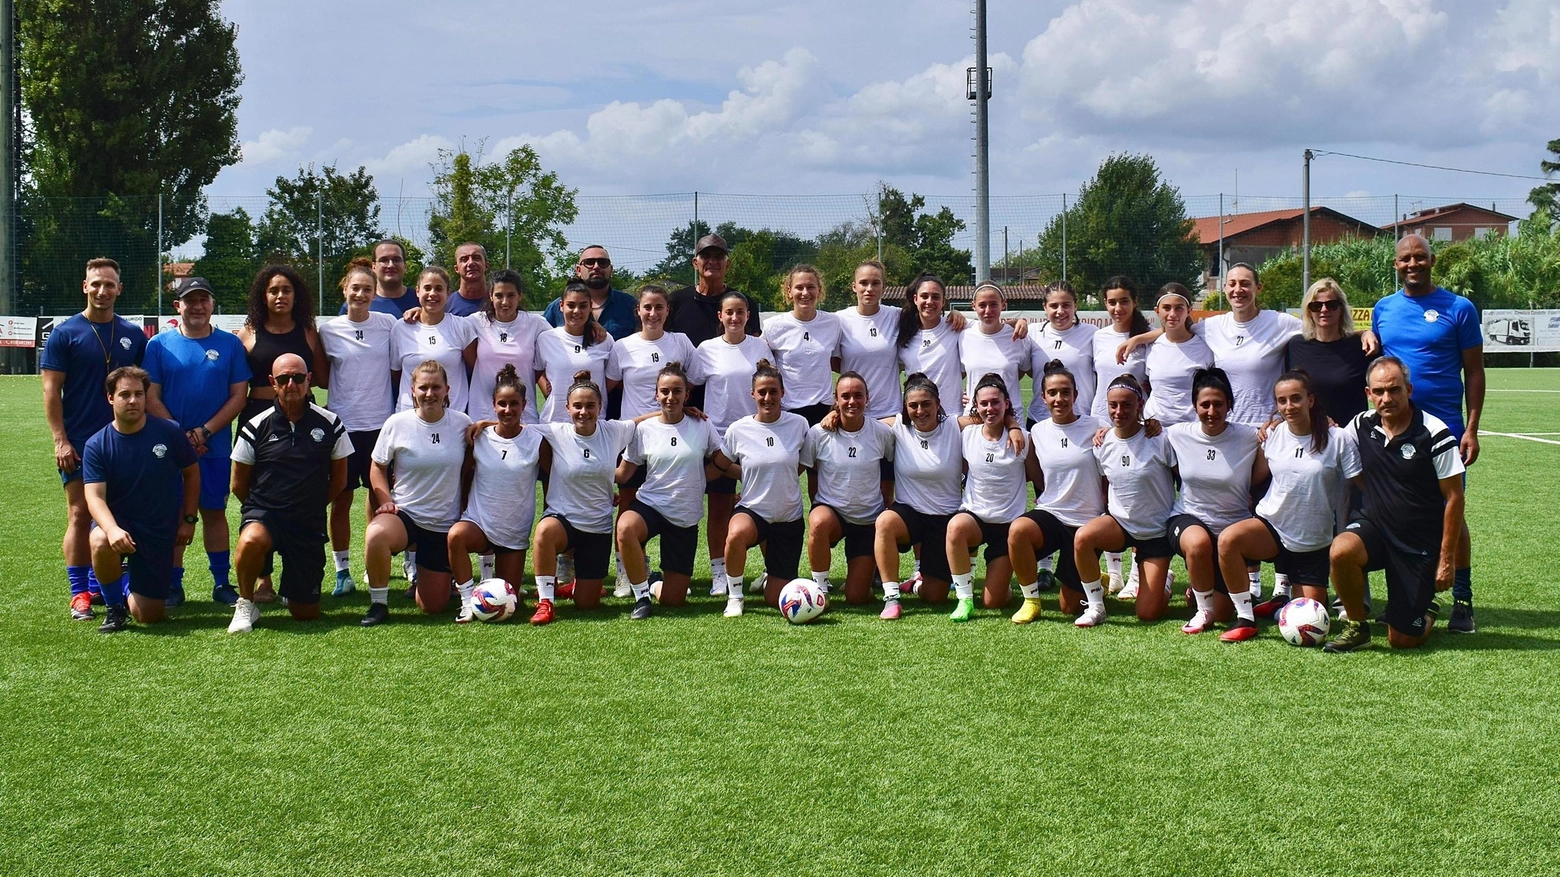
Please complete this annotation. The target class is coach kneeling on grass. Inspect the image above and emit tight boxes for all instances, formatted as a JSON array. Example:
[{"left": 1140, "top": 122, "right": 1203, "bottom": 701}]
[
  {"left": 83, "top": 366, "right": 200, "bottom": 633},
  {"left": 228, "top": 353, "right": 352, "bottom": 633},
  {"left": 1325, "top": 356, "right": 1465, "bottom": 652}
]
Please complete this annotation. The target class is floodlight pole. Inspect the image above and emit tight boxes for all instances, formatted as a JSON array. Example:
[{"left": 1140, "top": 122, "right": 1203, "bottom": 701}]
[
  {"left": 0, "top": 0, "right": 13, "bottom": 370},
  {"left": 972, "top": 0, "right": 990, "bottom": 283}
]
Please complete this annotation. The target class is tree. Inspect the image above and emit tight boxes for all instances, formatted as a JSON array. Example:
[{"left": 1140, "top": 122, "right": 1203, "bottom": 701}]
[
  {"left": 1527, "top": 138, "right": 1560, "bottom": 228},
  {"left": 876, "top": 186, "right": 974, "bottom": 286},
  {"left": 18, "top": 0, "right": 243, "bottom": 312},
  {"left": 649, "top": 220, "right": 712, "bottom": 288},
  {"left": 194, "top": 208, "right": 262, "bottom": 312},
  {"left": 256, "top": 164, "right": 383, "bottom": 295},
  {"left": 813, "top": 220, "right": 900, "bottom": 306},
  {"left": 1032, "top": 154, "right": 1202, "bottom": 301}
]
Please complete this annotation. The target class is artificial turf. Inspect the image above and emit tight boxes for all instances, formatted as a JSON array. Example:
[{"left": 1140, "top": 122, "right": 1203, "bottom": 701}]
[{"left": 2, "top": 371, "right": 1558, "bottom": 876}]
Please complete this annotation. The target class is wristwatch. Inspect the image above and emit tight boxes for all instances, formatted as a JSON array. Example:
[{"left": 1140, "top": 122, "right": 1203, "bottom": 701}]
[{"left": 183, "top": 514, "right": 199, "bottom": 524}]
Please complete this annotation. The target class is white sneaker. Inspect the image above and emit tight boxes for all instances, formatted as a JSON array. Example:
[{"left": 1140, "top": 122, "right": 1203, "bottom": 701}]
[
  {"left": 455, "top": 603, "right": 475, "bottom": 624},
  {"left": 613, "top": 567, "right": 632, "bottom": 599},
  {"left": 402, "top": 556, "right": 418, "bottom": 585},
  {"left": 228, "top": 597, "right": 258, "bottom": 634},
  {"left": 1107, "top": 571, "right": 1123, "bottom": 594},
  {"left": 1116, "top": 581, "right": 1139, "bottom": 601},
  {"left": 902, "top": 570, "right": 923, "bottom": 595},
  {"left": 723, "top": 596, "right": 745, "bottom": 617},
  {"left": 752, "top": 572, "right": 767, "bottom": 595},
  {"left": 1075, "top": 605, "right": 1107, "bottom": 628},
  {"left": 556, "top": 554, "right": 574, "bottom": 584},
  {"left": 710, "top": 577, "right": 727, "bottom": 597},
  {"left": 1181, "top": 609, "right": 1213, "bottom": 635}
]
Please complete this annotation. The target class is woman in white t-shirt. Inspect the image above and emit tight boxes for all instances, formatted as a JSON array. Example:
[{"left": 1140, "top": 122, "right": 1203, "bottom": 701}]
[
  {"left": 446, "top": 364, "right": 548, "bottom": 623},
  {"left": 1030, "top": 281, "right": 1098, "bottom": 424},
  {"left": 1008, "top": 361, "right": 1107, "bottom": 624},
  {"left": 1141, "top": 284, "right": 1213, "bottom": 428},
  {"left": 606, "top": 284, "right": 696, "bottom": 515},
  {"left": 389, "top": 267, "right": 478, "bottom": 414},
  {"left": 945, "top": 373, "right": 1029, "bottom": 623},
  {"left": 529, "top": 371, "right": 635, "bottom": 625},
  {"left": 616, "top": 361, "right": 732, "bottom": 620},
  {"left": 689, "top": 291, "right": 773, "bottom": 596},
  {"left": 958, "top": 282, "right": 1031, "bottom": 420},
  {"left": 318, "top": 258, "right": 396, "bottom": 596},
  {"left": 1072, "top": 374, "right": 1177, "bottom": 628},
  {"left": 895, "top": 273, "right": 964, "bottom": 419},
  {"left": 469, "top": 269, "right": 550, "bottom": 424},
  {"left": 806, "top": 373, "right": 895, "bottom": 603},
  {"left": 1088, "top": 276, "right": 1152, "bottom": 596},
  {"left": 721, "top": 359, "right": 815, "bottom": 615},
  {"left": 534, "top": 281, "right": 614, "bottom": 424},
  {"left": 1217, "top": 370, "right": 1361, "bottom": 630},
  {"left": 836, "top": 261, "right": 903, "bottom": 420},
  {"left": 763, "top": 265, "right": 841, "bottom": 425},
  {"left": 361, "top": 361, "right": 473, "bottom": 626},
  {"left": 1165, "top": 368, "right": 1268, "bottom": 640}
]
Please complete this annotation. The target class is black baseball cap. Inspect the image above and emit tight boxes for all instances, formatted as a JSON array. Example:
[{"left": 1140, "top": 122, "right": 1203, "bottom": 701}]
[{"left": 175, "top": 277, "right": 215, "bottom": 299}]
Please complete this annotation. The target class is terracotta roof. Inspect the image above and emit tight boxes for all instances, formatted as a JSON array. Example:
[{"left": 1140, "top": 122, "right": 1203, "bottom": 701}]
[
  {"left": 1190, "top": 206, "right": 1376, "bottom": 245},
  {"left": 1380, "top": 202, "right": 1519, "bottom": 231},
  {"left": 883, "top": 284, "right": 1050, "bottom": 303}
]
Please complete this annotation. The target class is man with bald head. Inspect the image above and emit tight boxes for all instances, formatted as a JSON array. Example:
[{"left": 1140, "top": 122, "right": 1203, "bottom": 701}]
[
  {"left": 227, "top": 353, "right": 352, "bottom": 632},
  {"left": 1372, "top": 233, "right": 1484, "bottom": 632}
]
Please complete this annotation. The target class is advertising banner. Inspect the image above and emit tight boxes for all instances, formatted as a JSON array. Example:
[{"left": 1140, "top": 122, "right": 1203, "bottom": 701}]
[
  {"left": 0, "top": 316, "right": 38, "bottom": 348},
  {"left": 1482, "top": 309, "right": 1560, "bottom": 353}
]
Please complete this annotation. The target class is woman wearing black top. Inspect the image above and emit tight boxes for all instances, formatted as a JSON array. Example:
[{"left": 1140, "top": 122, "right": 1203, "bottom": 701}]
[
  {"left": 1283, "top": 278, "right": 1375, "bottom": 424},
  {"left": 237, "top": 265, "right": 328, "bottom": 423}
]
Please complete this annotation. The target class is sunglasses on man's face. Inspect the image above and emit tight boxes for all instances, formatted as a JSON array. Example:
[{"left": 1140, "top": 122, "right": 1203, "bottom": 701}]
[
  {"left": 1307, "top": 300, "right": 1343, "bottom": 313},
  {"left": 274, "top": 373, "right": 309, "bottom": 386}
]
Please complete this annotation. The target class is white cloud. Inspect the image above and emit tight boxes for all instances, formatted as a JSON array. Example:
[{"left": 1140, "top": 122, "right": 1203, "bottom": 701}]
[
  {"left": 365, "top": 134, "right": 457, "bottom": 182},
  {"left": 240, "top": 126, "right": 312, "bottom": 164}
]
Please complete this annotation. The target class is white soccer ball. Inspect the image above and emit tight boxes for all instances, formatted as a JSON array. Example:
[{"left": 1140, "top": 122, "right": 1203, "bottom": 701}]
[
  {"left": 777, "top": 579, "right": 827, "bottom": 624},
  {"left": 1277, "top": 597, "right": 1331, "bottom": 646},
  {"left": 471, "top": 578, "right": 518, "bottom": 622}
]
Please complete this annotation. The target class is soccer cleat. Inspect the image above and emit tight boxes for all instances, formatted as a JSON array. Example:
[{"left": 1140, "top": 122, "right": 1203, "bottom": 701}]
[
  {"left": 89, "top": 590, "right": 105, "bottom": 605},
  {"left": 1181, "top": 610, "right": 1213, "bottom": 635},
  {"left": 70, "top": 592, "right": 95, "bottom": 621},
  {"left": 949, "top": 597, "right": 975, "bottom": 622},
  {"left": 879, "top": 600, "right": 902, "bottom": 621},
  {"left": 1254, "top": 593, "right": 1290, "bottom": 619},
  {"left": 1106, "top": 570, "right": 1123, "bottom": 594},
  {"left": 1115, "top": 581, "right": 1139, "bottom": 601},
  {"left": 752, "top": 572, "right": 767, "bottom": 595},
  {"left": 1011, "top": 598, "right": 1043, "bottom": 625},
  {"left": 555, "top": 554, "right": 573, "bottom": 585},
  {"left": 454, "top": 604, "right": 475, "bottom": 624},
  {"left": 165, "top": 585, "right": 185, "bottom": 609},
  {"left": 332, "top": 569, "right": 355, "bottom": 597},
  {"left": 1074, "top": 605, "right": 1107, "bottom": 628},
  {"left": 902, "top": 570, "right": 923, "bottom": 595},
  {"left": 1323, "top": 619, "right": 1372, "bottom": 653},
  {"left": 630, "top": 597, "right": 654, "bottom": 620},
  {"left": 253, "top": 581, "right": 276, "bottom": 604},
  {"left": 530, "top": 599, "right": 556, "bottom": 626},
  {"left": 212, "top": 583, "right": 239, "bottom": 605},
  {"left": 613, "top": 567, "right": 632, "bottom": 599},
  {"left": 1448, "top": 600, "right": 1476, "bottom": 634},
  {"left": 1219, "top": 619, "right": 1259, "bottom": 643},
  {"left": 359, "top": 602, "right": 389, "bottom": 627},
  {"left": 228, "top": 598, "right": 258, "bottom": 634},
  {"left": 709, "top": 577, "right": 727, "bottom": 597},
  {"left": 724, "top": 596, "right": 746, "bottom": 618},
  {"left": 1249, "top": 579, "right": 1263, "bottom": 601},
  {"left": 555, "top": 581, "right": 576, "bottom": 601},
  {"left": 98, "top": 604, "right": 129, "bottom": 633}
]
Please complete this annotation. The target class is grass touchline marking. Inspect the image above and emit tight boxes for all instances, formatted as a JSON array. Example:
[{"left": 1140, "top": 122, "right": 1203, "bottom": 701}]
[{"left": 1485, "top": 432, "right": 1560, "bottom": 446}]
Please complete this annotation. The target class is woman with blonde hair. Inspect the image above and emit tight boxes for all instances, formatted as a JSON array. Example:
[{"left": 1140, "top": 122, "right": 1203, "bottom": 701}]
[{"left": 1285, "top": 277, "right": 1375, "bottom": 425}]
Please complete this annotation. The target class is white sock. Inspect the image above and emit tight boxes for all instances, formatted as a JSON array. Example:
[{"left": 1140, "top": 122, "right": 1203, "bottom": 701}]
[
  {"left": 1080, "top": 578, "right": 1106, "bottom": 610},
  {"left": 1038, "top": 555, "right": 1055, "bottom": 575},
  {"left": 1247, "top": 569, "right": 1263, "bottom": 599},
  {"left": 913, "top": 558, "right": 922, "bottom": 574},
  {"left": 535, "top": 575, "right": 556, "bottom": 602},
  {"left": 1020, "top": 581, "right": 1041, "bottom": 600},
  {"left": 1127, "top": 563, "right": 1140, "bottom": 588},
  {"left": 711, "top": 558, "right": 726, "bottom": 581},
  {"left": 1231, "top": 587, "right": 1255, "bottom": 622},
  {"left": 457, "top": 579, "right": 475, "bottom": 607},
  {"left": 727, "top": 576, "right": 744, "bottom": 598},
  {"left": 811, "top": 570, "right": 830, "bottom": 594},
  {"left": 369, "top": 587, "right": 388, "bottom": 605},
  {"left": 1274, "top": 573, "right": 1291, "bottom": 597},
  {"left": 1192, "top": 589, "right": 1214, "bottom": 613},
  {"left": 479, "top": 554, "right": 495, "bottom": 580},
  {"left": 406, "top": 550, "right": 417, "bottom": 568},
  {"left": 630, "top": 579, "right": 650, "bottom": 601},
  {"left": 1106, "top": 552, "right": 1122, "bottom": 577},
  {"left": 333, "top": 550, "right": 351, "bottom": 573},
  {"left": 883, "top": 580, "right": 900, "bottom": 601},
  {"left": 952, "top": 572, "right": 974, "bottom": 600}
]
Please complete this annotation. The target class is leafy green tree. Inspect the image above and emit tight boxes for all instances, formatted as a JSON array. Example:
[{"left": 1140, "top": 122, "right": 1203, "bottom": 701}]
[
  {"left": 1254, "top": 237, "right": 1398, "bottom": 310},
  {"left": 18, "top": 0, "right": 242, "bottom": 313},
  {"left": 256, "top": 164, "right": 382, "bottom": 295},
  {"left": 194, "top": 208, "right": 262, "bottom": 313},
  {"left": 1032, "top": 154, "right": 1202, "bottom": 302},
  {"left": 1527, "top": 138, "right": 1560, "bottom": 228},
  {"left": 876, "top": 186, "right": 973, "bottom": 286},
  {"left": 649, "top": 220, "right": 712, "bottom": 288},
  {"left": 813, "top": 220, "right": 904, "bottom": 308}
]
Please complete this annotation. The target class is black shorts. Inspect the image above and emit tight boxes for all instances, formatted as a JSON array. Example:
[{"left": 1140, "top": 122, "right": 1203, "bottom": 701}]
[
  {"left": 788, "top": 402, "right": 833, "bottom": 426},
  {"left": 812, "top": 503, "right": 875, "bottom": 561},
  {"left": 954, "top": 511, "right": 1010, "bottom": 562},
  {"left": 395, "top": 511, "right": 450, "bottom": 574},
  {"left": 1167, "top": 513, "right": 1228, "bottom": 594},
  {"left": 1257, "top": 517, "right": 1330, "bottom": 588},
  {"left": 1106, "top": 515, "right": 1172, "bottom": 559},
  {"left": 118, "top": 531, "right": 175, "bottom": 601},
  {"left": 706, "top": 473, "right": 738, "bottom": 496},
  {"left": 241, "top": 509, "right": 326, "bottom": 604},
  {"left": 628, "top": 500, "right": 698, "bottom": 576},
  {"left": 878, "top": 458, "right": 895, "bottom": 483},
  {"left": 621, "top": 462, "right": 647, "bottom": 491},
  {"left": 544, "top": 514, "right": 611, "bottom": 580},
  {"left": 732, "top": 506, "right": 804, "bottom": 580},
  {"left": 1345, "top": 514, "right": 1437, "bottom": 637},
  {"left": 1019, "top": 509, "right": 1080, "bottom": 589},
  {"left": 345, "top": 430, "right": 380, "bottom": 491},
  {"left": 888, "top": 503, "right": 953, "bottom": 581}
]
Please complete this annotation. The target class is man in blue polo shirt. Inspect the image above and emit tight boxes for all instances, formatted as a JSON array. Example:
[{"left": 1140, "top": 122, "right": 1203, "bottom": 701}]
[
  {"left": 339, "top": 240, "right": 418, "bottom": 316},
  {"left": 144, "top": 276, "right": 252, "bottom": 607},
  {"left": 445, "top": 242, "right": 491, "bottom": 316},
  {"left": 1372, "top": 233, "right": 1484, "bottom": 633},
  {"left": 542, "top": 245, "right": 639, "bottom": 338},
  {"left": 83, "top": 366, "right": 200, "bottom": 632},
  {"left": 41, "top": 257, "right": 148, "bottom": 621}
]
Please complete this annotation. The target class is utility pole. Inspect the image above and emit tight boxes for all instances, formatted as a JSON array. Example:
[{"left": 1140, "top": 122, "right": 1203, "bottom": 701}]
[
  {"left": 970, "top": 0, "right": 991, "bottom": 283},
  {"left": 1302, "top": 149, "right": 1313, "bottom": 295},
  {"left": 0, "top": 0, "right": 14, "bottom": 371}
]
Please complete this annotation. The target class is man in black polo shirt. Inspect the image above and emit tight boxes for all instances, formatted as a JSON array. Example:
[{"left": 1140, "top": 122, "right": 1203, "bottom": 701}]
[
  {"left": 227, "top": 353, "right": 351, "bottom": 632},
  {"left": 667, "top": 233, "right": 762, "bottom": 393},
  {"left": 1326, "top": 356, "right": 1465, "bottom": 652}
]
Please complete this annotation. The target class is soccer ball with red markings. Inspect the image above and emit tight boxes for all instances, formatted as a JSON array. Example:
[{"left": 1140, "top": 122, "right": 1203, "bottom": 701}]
[
  {"left": 1277, "top": 597, "right": 1331, "bottom": 646},
  {"left": 778, "top": 579, "right": 827, "bottom": 624},
  {"left": 471, "top": 579, "right": 518, "bottom": 622}
]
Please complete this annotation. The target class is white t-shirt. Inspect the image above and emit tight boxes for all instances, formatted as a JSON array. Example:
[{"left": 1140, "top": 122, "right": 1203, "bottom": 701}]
[
  {"left": 1031, "top": 322, "right": 1097, "bottom": 421},
  {"left": 1167, "top": 422, "right": 1259, "bottom": 533},
  {"left": 810, "top": 418, "right": 895, "bottom": 525},
  {"left": 960, "top": 326, "right": 1031, "bottom": 419},
  {"left": 1199, "top": 310, "right": 1302, "bottom": 426},
  {"left": 1095, "top": 429, "right": 1178, "bottom": 541},
  {"left": 1030, "top": 415, "right": 1107, "bottom": 528},
  {"left": 469, "top": 313, "right": 549, "bottom": 423},
  {"left": 689, "top": 334, "right": 772, "bottom": 433},
  {"left": 627, "top": 416, "right": 724, "bottom": 529},
  {"left": 960, "top": 423, "right": 1028, "bottom": 523},
  {"left": 1142, "top": 334, "right": 1215, "bottom": 425},
  {"left": 390, "top": 315, "right": 478, "bottom": 415},
  {"left": 533, "top": 328, "right": 614, "bottom": 423},
  {"left": 607, "top": 331, "right": 696, "bottom": 420},
  {"left": 898, "top": 321, "right": 963, "bottom": 418},
  {"left": 371, "top": 408, "right": 472, "bottom": 531},
  {"left": 1091, "top": 326, "right": 1149, "bottom": 420},
  {"left": 889, "top": 415, "right": 963, "bottom": 516},
  {"left": 836, "top": 305, "right": 902, "bottom": 418},
  {"left": 1257, "top": 425, "right": 1362, "bottom": 552},
  {"left": 462, "top": 425, "right": 545, "bottom": 550},
  {"left": 723, "top": 413, "right": 814, "bottom": 523},
  {"left": 318, "top": 313, "right": 396, "bottom": 432},
  {"left": 764, "top": 311, "right": 841, "bottom": 409},
  {"left": 539, "top": 420, "right": 635, "bottom": 534}
]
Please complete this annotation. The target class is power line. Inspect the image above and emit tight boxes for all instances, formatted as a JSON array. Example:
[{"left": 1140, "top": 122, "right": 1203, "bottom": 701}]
[{"left": 1310, "top": 149, "right": 1552, "bottom": 182}]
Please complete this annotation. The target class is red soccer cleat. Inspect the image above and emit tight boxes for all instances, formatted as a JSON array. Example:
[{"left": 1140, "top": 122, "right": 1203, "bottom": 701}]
[
  {"left": 529, "top": 599, "right": 555, "bottom": 626},
  {"left": 70, "top": 592, "right": 95, "bottom": 620},
  {"left": 1219, "top": 620, "right": 1259, "bottom": 643}
]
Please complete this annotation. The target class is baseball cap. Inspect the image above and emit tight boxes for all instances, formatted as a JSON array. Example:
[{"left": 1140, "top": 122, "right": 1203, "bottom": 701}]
[
  {"left": 695, "top": 234, "right": 729, "bottom": 255},
  {"left": 176, "top": 277, "right": 215, "bottom": 299}
]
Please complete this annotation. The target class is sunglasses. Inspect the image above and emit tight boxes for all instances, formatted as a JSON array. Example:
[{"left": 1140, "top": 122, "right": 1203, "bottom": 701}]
[
  {"left": 274, "top": 373, "right": 309, "bottom": 386},
  {"left": 579, "top": 258, "right": 611, "bottom": 267},
  {"left": 1307, "top": 300, "right": 1343, "bottom": 312}
]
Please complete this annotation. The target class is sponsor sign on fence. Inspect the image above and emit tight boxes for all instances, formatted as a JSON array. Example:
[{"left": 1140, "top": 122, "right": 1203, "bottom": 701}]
[{"left": 1482, "top": 309, "right": 1560, "bottom": 353}]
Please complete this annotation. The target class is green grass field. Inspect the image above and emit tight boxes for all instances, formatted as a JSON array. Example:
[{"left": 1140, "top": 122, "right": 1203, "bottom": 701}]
[{"left": 2, "top": 371, "right": 1558, "bottom": 876}]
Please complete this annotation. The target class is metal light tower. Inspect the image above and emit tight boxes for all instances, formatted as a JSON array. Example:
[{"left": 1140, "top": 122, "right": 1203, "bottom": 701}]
[{"left": 970, "top": 0, "right": 991, "bottom": 283}]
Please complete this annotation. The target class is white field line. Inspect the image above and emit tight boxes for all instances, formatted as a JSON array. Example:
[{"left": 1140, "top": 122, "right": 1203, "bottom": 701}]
[
  {"left": 1489, "top": 388, "right": 1560, "bottom": 393},
  {"left": 1484, "top": 432, "right": 1560, "bottom": 446}
]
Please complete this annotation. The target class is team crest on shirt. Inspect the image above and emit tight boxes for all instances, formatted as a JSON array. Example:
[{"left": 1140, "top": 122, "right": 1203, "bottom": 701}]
[
  {"left": 119, "top": 336, "right": 133, "bottom": 350},
  {"left": 1400, "top": 444, "right": 1416, "bottom": 460},
  {"left": 311, "top": 427, "right": 325, "bottom": 443},
  {"left": 205, "top": 349, "right": 220, "bottom": 361},
  {"left": 152, "top": 443, "right": 168, "bottom": 458},
  {"left": 1423, "top": 309, "right": 1439, "bottom": 323}
]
